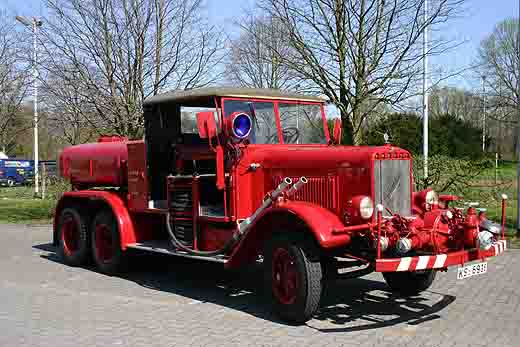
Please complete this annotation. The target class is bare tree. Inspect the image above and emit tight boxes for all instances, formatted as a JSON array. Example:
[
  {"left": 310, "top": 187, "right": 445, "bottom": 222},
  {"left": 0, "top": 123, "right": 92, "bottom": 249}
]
[
  {"left": 260, "top": 0, "right": 465, "bottom": 145},
  {"left": 429, "top": 86, "right": 481, "bottom": 123},
  {"left": 226, "top": 15, "right": 304, "bottom": 90},
  {"left": 478, "top": 18, "right": 519, "bottom": 119},
  {"left": 0, "top": 17, "right": 30, "bottom": 155},
  {"left": 39, "top": 0, "right": 225, "bottom": 139},
  {"left": 41, "top": 69, "right": 98, "bottom": 145}
]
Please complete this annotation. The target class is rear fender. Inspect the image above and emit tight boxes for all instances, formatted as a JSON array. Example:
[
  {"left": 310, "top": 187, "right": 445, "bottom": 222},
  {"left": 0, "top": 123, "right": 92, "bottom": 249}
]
[
  {"left": 53, "top": 190, "right": 136, "bottom": 249},
  {"left": 226, "top": 201, "right": 347, "bottom": 268}
]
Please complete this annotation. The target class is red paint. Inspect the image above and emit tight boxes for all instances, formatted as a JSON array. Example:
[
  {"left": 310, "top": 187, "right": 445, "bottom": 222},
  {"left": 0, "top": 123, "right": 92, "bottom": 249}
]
[
  {"left": 216, "top": 146, "right": 225, "bottom": 190},
  {"left": 332, "top": 118, "right": 342, "bottom": 144},
  {"left": 501, "top": 197, "right": 507, "bottom": 240},
  {"left": 226, "top": 201, "right": 348, "bottom": 268},
  {"left": 61, "top": 216, "right": 79, "bottom": 256},
  {"left": 376, "top": 240, "right": 507, "bottom": 272},
  {"left": 376, "top": 208, "right": 382, "bottom": 259},
  {"left": 197, "top": 223, "right": 235, "bottom": 251},
  {"left": 60, "top": 140, "right": 130, "bottom": 188},
  {"left": 196, "top": 111, "right": 217, "bottom": 139},
  {"left": 54, "top": 190, "right": 137, "bottom": 249},
  {"left": 271, "top": 247, "right": 298, "bottom": 305},
  {"left": 127, "top": 141, "right": 148, "bottom": 211},
  {"left": 464, "top": 207, "right": 479, "bottom": 248},
  {"left": 54, "top": 89, "right": 507, "bottom": 280}
]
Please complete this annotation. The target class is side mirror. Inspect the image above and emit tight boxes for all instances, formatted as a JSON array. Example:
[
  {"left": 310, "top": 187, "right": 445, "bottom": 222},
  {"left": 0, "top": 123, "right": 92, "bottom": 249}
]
[
  {"left": 332, "top": 118, "right": 342, "bottom": 144},
  {"left": 196, "top": 112, "right": 217, "bottom": 139}
]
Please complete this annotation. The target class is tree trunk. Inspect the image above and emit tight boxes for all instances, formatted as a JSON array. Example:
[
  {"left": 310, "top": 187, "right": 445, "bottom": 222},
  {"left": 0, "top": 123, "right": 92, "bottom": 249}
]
[
  {"left": 341, "top": 111, "right": 354, "bottom": 146},
  {"left": 353, "top": 125, "right": 364, "bottom": 146}
]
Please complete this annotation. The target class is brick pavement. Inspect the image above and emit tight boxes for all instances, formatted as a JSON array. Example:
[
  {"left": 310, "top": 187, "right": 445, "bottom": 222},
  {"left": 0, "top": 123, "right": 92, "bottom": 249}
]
[{"left": 0, "top": 223, "right": 518, "bottom": 347}]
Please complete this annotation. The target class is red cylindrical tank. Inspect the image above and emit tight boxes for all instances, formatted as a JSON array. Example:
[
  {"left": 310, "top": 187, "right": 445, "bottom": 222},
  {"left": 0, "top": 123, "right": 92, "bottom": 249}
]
[{"left": 60, "top": 137, "right": 129, "bottom": 187}]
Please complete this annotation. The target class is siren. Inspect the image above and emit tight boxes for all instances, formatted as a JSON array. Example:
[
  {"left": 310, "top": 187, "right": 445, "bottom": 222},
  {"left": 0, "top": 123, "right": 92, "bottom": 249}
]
[{"left": 227, "top": 112, "right": 252, "bottom": 139}]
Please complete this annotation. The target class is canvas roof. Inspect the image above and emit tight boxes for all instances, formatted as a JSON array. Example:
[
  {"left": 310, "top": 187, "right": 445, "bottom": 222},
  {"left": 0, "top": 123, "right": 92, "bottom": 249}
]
[{"left": 143, "top": 87, "right": 327, "bottom": 107}]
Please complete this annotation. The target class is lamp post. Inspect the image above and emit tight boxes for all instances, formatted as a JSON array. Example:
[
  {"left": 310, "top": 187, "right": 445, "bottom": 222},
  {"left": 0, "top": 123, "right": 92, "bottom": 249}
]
[
  {"left": 422, "top": 0, "right": 429, "bottom": 180},
  {"left": 15, "top": 16, "right": 42, "bottom": 197},
  {"left": 516, "top": 5, "right": 520, "bottom": 236},
  {"left": 482, "top": 75, "right": 486, "bottom": 152}
]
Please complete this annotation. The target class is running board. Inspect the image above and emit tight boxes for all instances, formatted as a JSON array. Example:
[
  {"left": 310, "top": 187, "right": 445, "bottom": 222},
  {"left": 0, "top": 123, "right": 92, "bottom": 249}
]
[{"left": 126, "top": 240, "right": 228, "bottom": 264}]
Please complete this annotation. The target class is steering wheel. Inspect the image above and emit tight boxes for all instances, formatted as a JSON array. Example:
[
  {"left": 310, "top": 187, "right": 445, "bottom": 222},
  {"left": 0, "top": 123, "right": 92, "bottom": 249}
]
[{"left": 282, "top": 127, "right": 300, "bottom": 144}]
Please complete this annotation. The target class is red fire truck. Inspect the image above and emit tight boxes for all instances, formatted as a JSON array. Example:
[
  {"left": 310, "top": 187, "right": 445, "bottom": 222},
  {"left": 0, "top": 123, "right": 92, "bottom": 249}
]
[{"left": 54, "top": 88, "right": 508, "bottom": 323}]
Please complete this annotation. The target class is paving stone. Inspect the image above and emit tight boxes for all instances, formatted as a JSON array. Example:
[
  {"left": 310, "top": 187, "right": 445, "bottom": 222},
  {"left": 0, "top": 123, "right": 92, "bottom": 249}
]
[{"left": 0, "top": 223, "right": 518, "bottom": 347}]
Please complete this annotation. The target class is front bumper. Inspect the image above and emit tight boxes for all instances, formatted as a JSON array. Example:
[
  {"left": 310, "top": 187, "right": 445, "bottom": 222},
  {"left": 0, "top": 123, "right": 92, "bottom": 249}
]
[{"left": 375, "top": 240, "right": 507, "bottom": 272}]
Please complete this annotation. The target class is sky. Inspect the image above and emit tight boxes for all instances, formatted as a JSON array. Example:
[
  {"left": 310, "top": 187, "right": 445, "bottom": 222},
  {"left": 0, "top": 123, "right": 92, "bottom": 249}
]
[{"left": 2, "top": 0, "right": 519, "bottom": 92}]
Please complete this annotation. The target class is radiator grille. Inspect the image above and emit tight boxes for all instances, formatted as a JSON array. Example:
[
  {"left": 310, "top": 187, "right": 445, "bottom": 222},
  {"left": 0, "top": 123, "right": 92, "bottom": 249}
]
[
  {"left": 374, "top": 159, "right": 411, "bottom": 216},
  {"left": 274, "top": 176, "right": 338, "bottom": 211}
]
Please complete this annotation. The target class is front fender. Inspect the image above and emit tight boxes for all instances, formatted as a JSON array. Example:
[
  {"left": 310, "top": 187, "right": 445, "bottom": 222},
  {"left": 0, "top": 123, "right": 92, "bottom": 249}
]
[
  {"left": 53, "top": 190, "right": 136, "bottom": 249},
  {"left": 226, "top": 201, "right": 348, "bottom": 268},
  {"left": 275, "top": 201, "right": 349, "bottom": 248}
]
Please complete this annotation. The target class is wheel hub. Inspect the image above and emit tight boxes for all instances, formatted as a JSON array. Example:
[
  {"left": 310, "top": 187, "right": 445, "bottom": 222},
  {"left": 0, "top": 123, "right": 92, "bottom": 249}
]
[{"left": 272, "top": 248, "right": 299, "bottom": 305}]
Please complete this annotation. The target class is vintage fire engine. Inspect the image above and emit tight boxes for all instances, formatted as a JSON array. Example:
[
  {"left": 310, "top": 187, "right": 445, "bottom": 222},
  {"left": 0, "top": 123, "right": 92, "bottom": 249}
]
[{"left": 54, "top": 88, "right": 508, "bottom": 323}]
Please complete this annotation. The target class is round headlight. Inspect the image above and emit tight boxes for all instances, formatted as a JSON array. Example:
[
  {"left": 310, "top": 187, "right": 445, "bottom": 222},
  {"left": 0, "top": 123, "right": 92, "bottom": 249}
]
[
  {"left": 360, "top": 196, "right": 374, "bottom": 219},
  {"left": 230, "top": 112, "right": 252, "bottom": 139},
  {"left": 425, "top": 190, "right": 438, "bottom": 210}
]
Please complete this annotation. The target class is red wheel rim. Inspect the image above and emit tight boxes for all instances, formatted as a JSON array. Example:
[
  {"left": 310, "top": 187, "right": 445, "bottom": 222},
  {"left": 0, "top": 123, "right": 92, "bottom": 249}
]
[
  {"left": 61, "top": 216, "right": 79, "bottom": 256},
  {"left": 95, "top": 224, "right": 113, "bottom": 263},
  {"left": 272, "top": 248, "right": 299, "bottom": 305}
]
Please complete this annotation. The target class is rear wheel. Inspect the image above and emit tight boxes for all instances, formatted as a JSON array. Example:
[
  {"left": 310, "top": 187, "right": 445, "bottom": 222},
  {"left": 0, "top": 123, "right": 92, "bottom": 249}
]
[
  {"left": 57, "top": 207, "right": 90, "bottom": 266},
  {"left": 91, "top": 210, "right": 127, "bottom": 275},
  {"left": 264, "top": 234, "right": 323, "bottom": 324},
  {"left": 6, "top": 177, "right": 15, "bottom": 187},
  {"left": 382, "top": 270, "right": 436, "bottom": 296}
]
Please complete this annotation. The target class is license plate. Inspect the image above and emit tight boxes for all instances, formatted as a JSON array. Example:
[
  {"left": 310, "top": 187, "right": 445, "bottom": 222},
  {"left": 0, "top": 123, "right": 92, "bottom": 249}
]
[{"left": 457, "top": 262, "right": 487, "bottom": 280}]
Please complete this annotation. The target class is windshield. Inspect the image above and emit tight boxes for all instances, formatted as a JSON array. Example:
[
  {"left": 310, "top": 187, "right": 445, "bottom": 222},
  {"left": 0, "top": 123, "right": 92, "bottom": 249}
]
[{"left": 223, "top": 99, "right": 326, "bottom": 144}]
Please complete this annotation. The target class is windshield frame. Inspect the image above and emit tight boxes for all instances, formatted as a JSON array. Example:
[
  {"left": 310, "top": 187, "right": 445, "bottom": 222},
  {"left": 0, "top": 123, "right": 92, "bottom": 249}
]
[{"left": 220, "top": 97, "right": 330, "bottom": 144}]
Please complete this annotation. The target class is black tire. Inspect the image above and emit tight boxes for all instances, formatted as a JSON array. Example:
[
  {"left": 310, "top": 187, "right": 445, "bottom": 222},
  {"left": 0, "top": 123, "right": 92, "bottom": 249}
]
[
  {"left": 57, "top": 207, "right": 90, "bottom": 266},
  {"left": 6, "top": 177, "right": 15, "bottom": 187},
  {"left": 264, "top": 234, "right": 323, "bottom": 324},
  {"left": 91, "top": 209, "right": 127, "bottom": 275},
  {"left": 382, "top": 270, "right": 436, "bottom": 296}
]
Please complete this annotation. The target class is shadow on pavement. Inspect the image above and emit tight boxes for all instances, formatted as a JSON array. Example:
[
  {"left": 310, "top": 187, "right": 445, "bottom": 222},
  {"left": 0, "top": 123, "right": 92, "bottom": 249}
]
[{"left": 34, "top": 242, "right": 456, "bottom": 329}]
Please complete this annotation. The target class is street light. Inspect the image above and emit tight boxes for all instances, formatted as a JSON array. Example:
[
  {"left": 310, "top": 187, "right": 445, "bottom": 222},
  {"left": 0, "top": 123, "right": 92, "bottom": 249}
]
[
  {"left": 482, "top": 75, "right": 486, "bottom": 152},
  {"left": 422, "top": 0, "right": 429, "bottom": 180},
  {"left": 15, "top": 16, "right": 42, "bottom": 197}
]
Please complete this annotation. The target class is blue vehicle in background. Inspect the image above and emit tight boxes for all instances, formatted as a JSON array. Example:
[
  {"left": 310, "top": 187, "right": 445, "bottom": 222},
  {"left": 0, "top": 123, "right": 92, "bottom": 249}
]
[{"left": 0, "top": 159, "right": 34, "bottom": 187}]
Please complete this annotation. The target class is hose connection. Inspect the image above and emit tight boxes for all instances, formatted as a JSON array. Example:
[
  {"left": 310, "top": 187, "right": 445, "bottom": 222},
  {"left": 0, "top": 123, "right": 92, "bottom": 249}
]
[{"left": 286, "top": 176, "right": 308, "bottom": 198}]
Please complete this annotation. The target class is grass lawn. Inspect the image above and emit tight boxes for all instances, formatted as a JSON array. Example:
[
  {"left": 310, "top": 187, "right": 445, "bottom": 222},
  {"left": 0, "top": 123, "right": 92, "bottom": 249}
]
[
  {"left": 0, "top": 198, "right": 54, "bottom": 223},
  {"left": 0, "top": 186, "right": 62, "bottom": 224}
]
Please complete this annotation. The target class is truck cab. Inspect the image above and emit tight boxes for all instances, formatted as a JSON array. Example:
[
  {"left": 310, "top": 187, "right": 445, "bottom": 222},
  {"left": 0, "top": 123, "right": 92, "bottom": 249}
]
[{"left": 54, "top": 87, "right": 508, "bottom": 324}]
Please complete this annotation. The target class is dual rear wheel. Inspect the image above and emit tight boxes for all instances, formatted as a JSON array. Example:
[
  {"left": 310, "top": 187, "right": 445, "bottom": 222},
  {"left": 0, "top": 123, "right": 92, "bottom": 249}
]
[{"left": 57, "top": 207, "right": 126, "bottom": 274}]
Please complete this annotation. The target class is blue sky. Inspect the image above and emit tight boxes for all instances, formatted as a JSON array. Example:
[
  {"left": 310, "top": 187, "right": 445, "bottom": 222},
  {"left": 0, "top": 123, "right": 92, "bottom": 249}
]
[{"left": 3, "top": 0, "right": 519, "bottom": 91}]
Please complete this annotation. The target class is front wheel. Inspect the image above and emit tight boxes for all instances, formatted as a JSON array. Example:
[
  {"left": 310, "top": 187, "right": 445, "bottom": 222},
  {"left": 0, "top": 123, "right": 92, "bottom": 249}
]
[
  {"left": 91, "top": 210, "right": 127, "bottom": 275},
  {"left": 382, "top": 270, "right": 436, "bottom": 296},
  {"left": 264, "top": 234, "right": 323, "bottom": 324}
]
